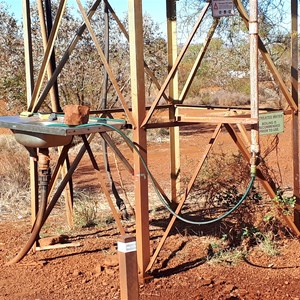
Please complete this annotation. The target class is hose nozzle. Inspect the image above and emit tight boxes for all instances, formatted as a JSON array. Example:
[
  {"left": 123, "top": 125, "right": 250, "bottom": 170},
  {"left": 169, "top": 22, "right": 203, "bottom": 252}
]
[{"left": 250, "top": 152, "right": 257, "bottom": 176}]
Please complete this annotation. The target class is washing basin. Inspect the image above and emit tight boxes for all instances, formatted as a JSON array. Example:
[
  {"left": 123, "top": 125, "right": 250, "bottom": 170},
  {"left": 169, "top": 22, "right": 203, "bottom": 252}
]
[
  {"left": 13, "top": 130, "right": 73, "bottom": 148},
  {"left": 0, "top": 115, "right": 126, "bottom": 148}
]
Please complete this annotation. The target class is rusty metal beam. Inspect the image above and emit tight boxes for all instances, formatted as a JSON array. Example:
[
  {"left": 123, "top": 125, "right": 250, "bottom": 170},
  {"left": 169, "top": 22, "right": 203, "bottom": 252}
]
[
  {"left": 291, "top": 0, "right": 300, "bottom": 229},
  {"left": 141, "top": 2, "right": 210, "bottom": 127},
  {"left": 104, "top": 0, "right": 168, "bottom": 102},
  {"left": 179, "top": 18, "right": 219, "bottom": 103},
  {"left": 128, "top": 0, "right": 150, "bottom": 279},
  {"left": 146, "top": 124, "right": 222, "bottom": 272},
  {"left": 76, "top": 0, "right": 136, "bottom": 127}
]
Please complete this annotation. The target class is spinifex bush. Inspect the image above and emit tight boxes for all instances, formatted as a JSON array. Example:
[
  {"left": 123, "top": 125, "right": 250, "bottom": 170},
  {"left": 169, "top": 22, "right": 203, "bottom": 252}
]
[
  {"left": 0, "top": 136, "right": 30, "bottom": 218},
  {"left": 189, "top": 151, "right": 256, "bottom": 209},
  {"left": 182, "top": 150, "right": 264, "bottom": 245}
]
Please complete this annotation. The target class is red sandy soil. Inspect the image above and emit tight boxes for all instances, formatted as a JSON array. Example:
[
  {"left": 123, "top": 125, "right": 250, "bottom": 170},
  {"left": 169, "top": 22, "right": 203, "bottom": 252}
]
[{"left": 1, "top": 114, "right": 300, "bottom": 300}]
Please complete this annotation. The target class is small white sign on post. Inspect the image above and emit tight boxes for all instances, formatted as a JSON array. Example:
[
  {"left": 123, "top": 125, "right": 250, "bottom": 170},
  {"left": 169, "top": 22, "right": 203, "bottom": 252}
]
[
  {"left": 212, "top": 0, "right": 235, "bottom": 18},
  {"left": 259, "top": 111, "right": 284, "bottom": 135}
]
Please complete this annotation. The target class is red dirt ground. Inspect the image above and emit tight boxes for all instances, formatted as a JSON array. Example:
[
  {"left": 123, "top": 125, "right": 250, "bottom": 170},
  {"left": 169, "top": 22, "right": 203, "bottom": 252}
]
[{"left": 1, "top": 115, "right": 300, "bottom": 299}]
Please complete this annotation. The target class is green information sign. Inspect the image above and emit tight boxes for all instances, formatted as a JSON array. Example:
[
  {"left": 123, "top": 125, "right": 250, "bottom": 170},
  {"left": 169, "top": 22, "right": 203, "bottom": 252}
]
[{"left": 259, "top": 111, "right": 284, "bottom": 135}]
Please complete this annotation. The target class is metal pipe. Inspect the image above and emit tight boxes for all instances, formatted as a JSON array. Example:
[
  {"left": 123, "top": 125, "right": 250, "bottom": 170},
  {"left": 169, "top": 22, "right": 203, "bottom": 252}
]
[
  {"left": 101, "top": 2, "right": 129, "bottom": 219},
  {"left": 22, "top": 0, "right": 34, "bottom": 105},
  {"left": 7, "top": 149, "right": 51, "bottom": 265},
  {"left": 44, "top": 0, "right": 62, "bottom": 112},
  {"left": 249, "top": 0, "right": 259, "bottom": 167}
]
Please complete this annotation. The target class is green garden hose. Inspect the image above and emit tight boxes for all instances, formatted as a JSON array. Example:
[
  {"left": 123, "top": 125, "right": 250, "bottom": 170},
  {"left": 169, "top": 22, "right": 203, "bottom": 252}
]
[{"left": 47, "top": 120, "right": 256, "bottom": 225}]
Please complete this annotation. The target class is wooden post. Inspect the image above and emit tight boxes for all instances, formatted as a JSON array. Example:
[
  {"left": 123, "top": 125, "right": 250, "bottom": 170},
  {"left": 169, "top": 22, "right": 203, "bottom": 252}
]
[
  {"left": 118, "top": 235, "right": 139, "bottom": 300},
  {"left": 128, "top": 0, "right": 150, "bottom": 280},
  {"left": 167, "top": 0, "right": 180, "bottom": 204},
  {"left": 291, "top": 0, "right": 300, "bottom": 229}
]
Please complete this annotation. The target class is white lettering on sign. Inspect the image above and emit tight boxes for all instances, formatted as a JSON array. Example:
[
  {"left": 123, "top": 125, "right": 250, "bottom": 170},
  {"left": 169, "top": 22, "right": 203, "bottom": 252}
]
[
  {"left": 212, "top": 0, "right": 235, "bottom": 18},
  {"left": 117, "top": 241, "right": 137, "bottom": 253}
]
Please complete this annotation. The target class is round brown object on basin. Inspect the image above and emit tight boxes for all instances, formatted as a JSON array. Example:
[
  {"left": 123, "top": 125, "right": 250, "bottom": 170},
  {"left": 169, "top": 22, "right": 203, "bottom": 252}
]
[{"left": 63, "top": 105, "right": 90, "bottom": 126}]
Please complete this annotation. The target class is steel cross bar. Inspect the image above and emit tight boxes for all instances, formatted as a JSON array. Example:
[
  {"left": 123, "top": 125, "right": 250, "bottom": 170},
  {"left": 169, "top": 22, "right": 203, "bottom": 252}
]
[
  {"left": 76, "top": 0, "right": 136, "bottom": 128},
  {"left": 37, "top": 0, "right": 73, "bottom": 226},
  {"left": 81, "top": 135, "right": 126, "bottom": 235},
  {"left": 29, "top": 0, "right": 67, "bottom": 112},
  {"left": 179, "top": 18, "right": 219, "bottom": 103},
  {"left": 103, "top": 0, "right": 168, "bottom": 102},
  {"left": 146, "top": 124, "right": 222, "bottom": 272},
  {"left": 234, "top": 0, "right": 298, "bottom": 112},
  {"left": 141, "top": 2, "right": 211, "bottom": 127},
  {"left": 46, "top": 142, "right": 74, "bottom": 227},
  {"left": 47, "top": 143, "right": 71, "bottom": 194},
  {"left": 100, "top": 131, "right": 172, "bottom": 206},
  {"left": 37, "top": 0, "right": 60, "bottom": 111},
  {"left": 33, "top": 0, "right": 102, "bottom": 112}
]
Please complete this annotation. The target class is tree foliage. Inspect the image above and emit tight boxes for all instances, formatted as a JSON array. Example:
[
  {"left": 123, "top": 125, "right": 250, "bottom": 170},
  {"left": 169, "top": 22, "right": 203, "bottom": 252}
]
[
  {"left": 0, "top": 0, "right": 295, "bottom": 112},
  {"left": 178, "top": 0, "right": 293, "bottom": 106},
  {"left": 0, "top": 1, "right": 25, "bottom": 111}
]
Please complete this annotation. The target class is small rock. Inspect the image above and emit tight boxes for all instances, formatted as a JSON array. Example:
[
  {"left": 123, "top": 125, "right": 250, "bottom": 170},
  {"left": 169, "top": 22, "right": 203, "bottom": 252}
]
[
  {"left": 215, "top": 279, "right": 226, "bottom": 285},
  {"left": 64, "top": 104, "right": 90, "bottom": 126},
  {"left": 223, "top": 284, "right": 236, "bottom": 294},
  {"left": 38, "top": 235, "right": 68, "bottom": 247},
  {"left": 153, "top": 278, "right": 160, "bottom": 284},
  {"left": 285, "top": 281, "right": 289, "bottom": 285},
  {"left": 95, "top": 264, "right": 105, "bottom": 274},
  {"left": 103, "top": 255, "right": 119, "bottom": 268},
  {"left": 238, "top": 289, "right": 248, "bottom": 296},
  {"left": 201, "top": 279, "right": 212, "bottom": 286},
  {"left": 105, "top": 268, "right": 115, "bottom": 275},
  {"left": 82, "top": 278, "right": 89, "bottom": 284},
  {"left": 73, "top": 270, "right": 82, "bottom": 276}
]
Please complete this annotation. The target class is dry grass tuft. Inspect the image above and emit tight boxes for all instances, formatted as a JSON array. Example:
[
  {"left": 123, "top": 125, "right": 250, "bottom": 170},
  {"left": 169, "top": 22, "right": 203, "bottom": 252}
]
[{"left": 0, "top": 135, "right": 31, "bottom": 219}]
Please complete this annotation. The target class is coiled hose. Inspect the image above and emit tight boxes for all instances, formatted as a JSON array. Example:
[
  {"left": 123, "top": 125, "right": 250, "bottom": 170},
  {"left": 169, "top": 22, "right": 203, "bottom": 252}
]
[{"left": 47, "top": 120, "right": 256, "bottom": 225}]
